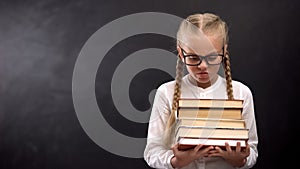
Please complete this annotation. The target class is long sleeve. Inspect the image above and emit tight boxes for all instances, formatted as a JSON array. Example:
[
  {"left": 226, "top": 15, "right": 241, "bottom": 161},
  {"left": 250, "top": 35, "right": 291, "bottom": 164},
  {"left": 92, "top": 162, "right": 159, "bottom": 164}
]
[
  {"left": 144, "top": 75, "right": 259, "bottom": 169},
  {"left": 237, "top": 85, "right": 258, "bottom": 169},
  {"left": 144, "top": 84, "right": 175, "bottom": 169}
]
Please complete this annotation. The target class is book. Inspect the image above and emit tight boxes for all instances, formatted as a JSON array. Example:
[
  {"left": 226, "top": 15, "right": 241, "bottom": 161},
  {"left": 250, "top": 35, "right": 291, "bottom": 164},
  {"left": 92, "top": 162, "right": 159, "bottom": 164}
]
[
  {"left": 174, "top": 98, "right": 247, "bottom": 151},
  {"left": 177, "top": 107, "right": 243, "bottom": 120},
  {"left": 175, "top": 126, "right": 249, "bottom": 140},
  {"left": 177, "top": 137, "right": 247, "bottom": 151},
  {"left": 178, "top": 99, "right": 243, "bottom": 109},
  {"left": 177, "top": 118, "right": 246, "bottom": 129}
]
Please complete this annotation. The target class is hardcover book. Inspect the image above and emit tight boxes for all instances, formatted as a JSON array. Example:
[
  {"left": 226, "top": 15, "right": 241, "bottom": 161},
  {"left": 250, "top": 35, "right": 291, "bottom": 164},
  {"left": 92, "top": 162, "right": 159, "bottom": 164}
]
[{"left": 175, "top": 98, "right": 248, "bottom": 151}]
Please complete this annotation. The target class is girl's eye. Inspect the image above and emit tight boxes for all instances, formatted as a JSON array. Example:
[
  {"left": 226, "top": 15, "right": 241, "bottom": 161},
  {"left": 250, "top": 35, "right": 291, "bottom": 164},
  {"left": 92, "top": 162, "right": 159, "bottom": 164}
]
[
  {"left": 207, "top": 56, "right": 218, "bottom": 61},
  {"left": 188, "top": 56, "right": 199, "bottom": 61}
]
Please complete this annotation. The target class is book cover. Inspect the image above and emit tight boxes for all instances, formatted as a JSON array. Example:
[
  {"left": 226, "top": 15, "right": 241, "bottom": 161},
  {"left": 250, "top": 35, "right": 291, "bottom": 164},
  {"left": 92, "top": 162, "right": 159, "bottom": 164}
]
[
  {"left": 178, "top": 99, "right": 244, "bottom": 109},
  {"left": 177, "top": 107, "right": 242, "bottom": 120},
  {"left": 177, "top": 118, "right": 246, "bottom": 129},
  {"left": 177, "top": 137, "right": 247, "bottom": 151},
  {"left": 175, "top": 126, "right": 249, "bottom": 140}
]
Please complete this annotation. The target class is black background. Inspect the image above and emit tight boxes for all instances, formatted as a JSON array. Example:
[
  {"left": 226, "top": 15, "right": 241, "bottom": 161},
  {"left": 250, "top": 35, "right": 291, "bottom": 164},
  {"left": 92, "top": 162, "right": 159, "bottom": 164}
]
[{"left": 1, "top": 0, "right": 296, "bottom": 169}]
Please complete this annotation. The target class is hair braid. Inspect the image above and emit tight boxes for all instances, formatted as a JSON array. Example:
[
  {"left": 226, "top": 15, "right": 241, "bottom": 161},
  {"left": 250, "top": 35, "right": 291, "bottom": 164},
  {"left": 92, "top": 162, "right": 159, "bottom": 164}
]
[
  {"left": 166, "top": 57, "right": 184, "bottom": 129},
  {"left": 224, "top": 52, "right": 234, "bottom": 100}
]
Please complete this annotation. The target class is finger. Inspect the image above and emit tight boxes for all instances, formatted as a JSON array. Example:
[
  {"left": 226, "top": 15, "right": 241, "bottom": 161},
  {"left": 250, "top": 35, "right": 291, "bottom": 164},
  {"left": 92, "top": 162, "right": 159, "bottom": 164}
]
[
  {"left": 194, "top": 144, "right": 203, "bottom": 152},
  {"left": 208, "top": 152, "right": 221, "bottom": 157},
  {"left": 208, "top": 150, "right": 218, "bottom": 154},
  {"left": 245, "top": 144, "right": 250, "bottom": 155},
  {"left": 236, "top": 142, "right": 241, "bottom": 152},
  {"left": 225, "top": 142, "right": 232, "bottom": 152},
  {"left": 172, "top": 143, "right": 179, "bottom": 153},
  {"left": 194, "top": 145, "right": 214, "bottom": 159},
  {"left": 203, "top": 153, "right": 209, "bottom": 157},
  {"left": 202, "top": 146, "right": 214, "bottom": 153},
  {"left": 214, "top": 146, "right": 223, "bottom": 152}
]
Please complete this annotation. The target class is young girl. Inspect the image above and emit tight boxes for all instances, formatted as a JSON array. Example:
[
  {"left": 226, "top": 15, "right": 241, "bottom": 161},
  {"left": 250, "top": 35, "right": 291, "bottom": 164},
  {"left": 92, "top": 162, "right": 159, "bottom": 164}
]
[{"left": 144, "top": 13, "right": 258, "bottom": 169}]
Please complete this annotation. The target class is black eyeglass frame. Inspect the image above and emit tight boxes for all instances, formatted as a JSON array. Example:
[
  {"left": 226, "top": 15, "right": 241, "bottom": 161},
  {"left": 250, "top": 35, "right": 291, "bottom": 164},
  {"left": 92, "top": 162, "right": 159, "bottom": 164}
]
[{"left": 180, "top": 47, "right": 225, "bottom": 66}]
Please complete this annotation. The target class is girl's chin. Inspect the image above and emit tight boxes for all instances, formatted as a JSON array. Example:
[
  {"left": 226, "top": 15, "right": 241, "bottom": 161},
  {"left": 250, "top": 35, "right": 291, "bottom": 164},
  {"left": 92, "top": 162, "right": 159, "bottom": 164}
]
[
  {"left": 194, "top": 75, "right": 211, "bottom": 83},
  {"left": 196, "top": 73, "right": 209, "bottom": 79}
]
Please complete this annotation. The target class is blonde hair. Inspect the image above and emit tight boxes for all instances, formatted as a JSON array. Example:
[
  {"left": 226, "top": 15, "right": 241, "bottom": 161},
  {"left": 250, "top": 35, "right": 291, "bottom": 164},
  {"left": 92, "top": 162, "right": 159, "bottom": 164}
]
[{"left": 164, "top": 13, "right": 234, "bottom": 145}]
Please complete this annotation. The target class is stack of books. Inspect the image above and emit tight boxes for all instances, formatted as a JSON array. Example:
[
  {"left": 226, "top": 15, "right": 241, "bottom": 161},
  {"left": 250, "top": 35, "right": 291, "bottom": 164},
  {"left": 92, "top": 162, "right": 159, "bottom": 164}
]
[{"left": 175, "top": 98, "right": 248, "bottom": 151}]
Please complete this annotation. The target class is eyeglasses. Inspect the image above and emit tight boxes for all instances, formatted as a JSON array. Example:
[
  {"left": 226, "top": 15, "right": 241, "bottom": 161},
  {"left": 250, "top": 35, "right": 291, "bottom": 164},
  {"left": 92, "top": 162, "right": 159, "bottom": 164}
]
[{"left": 180, "top": 47, "right": 224, "bottom": 66}]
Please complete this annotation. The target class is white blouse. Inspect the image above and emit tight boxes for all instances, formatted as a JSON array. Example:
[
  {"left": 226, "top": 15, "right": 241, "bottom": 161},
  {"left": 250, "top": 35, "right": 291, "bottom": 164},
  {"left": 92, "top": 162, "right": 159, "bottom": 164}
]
[{"left": 144, "top": 74, "right": 258, "bottom": 169}]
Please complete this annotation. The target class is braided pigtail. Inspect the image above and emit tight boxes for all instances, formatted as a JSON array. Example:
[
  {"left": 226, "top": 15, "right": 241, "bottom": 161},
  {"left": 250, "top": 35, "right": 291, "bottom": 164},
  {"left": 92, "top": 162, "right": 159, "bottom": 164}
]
[
  {"left": 223, "top": 51, "right": 234, "bottom": 100},
  {"left": 164, "top": 57, "right": 184, "bottom": 146}
]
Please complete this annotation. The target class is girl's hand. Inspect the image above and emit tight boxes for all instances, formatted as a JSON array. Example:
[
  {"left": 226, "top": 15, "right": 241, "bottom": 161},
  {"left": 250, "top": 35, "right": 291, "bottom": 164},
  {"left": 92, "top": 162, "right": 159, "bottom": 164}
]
[
  {"left": 208, "top": 142, "right": 250, "bottom": 167},
  {"left": 171, "top": 143, "right": 214, "bottom": 168}
]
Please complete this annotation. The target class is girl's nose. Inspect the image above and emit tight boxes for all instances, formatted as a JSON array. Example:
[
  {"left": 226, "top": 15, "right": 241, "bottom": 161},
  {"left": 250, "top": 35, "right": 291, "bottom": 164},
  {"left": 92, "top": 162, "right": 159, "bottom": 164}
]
[{"left": 197, "top": 59, "right": 208, "bottom": 69}]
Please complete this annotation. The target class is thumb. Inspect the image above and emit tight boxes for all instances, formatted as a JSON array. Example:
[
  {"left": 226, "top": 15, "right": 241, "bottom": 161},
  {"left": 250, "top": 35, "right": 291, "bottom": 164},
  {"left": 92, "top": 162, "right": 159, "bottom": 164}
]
[
  {"left": 172, "top": 143, "right": 180, "bottom": 153},
  {"left": 172, "top": 143, "right": 179, "bottom": 149}
]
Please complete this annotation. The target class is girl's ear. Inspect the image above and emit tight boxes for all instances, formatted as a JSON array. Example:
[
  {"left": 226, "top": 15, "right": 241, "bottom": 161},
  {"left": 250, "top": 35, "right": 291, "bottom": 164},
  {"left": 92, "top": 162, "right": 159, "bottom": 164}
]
[
  {"left": 224, "top": 44, "right": 228, "bottom": 54},
  {"left": 177, "top": 46, "right": 184, "bottom": 61}
]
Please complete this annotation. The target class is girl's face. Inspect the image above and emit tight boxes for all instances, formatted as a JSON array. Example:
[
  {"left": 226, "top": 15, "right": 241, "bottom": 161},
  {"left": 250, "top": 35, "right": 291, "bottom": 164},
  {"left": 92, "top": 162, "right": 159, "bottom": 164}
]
[{"left": 178, "top": 36, "right": 226, "bottom": 88}]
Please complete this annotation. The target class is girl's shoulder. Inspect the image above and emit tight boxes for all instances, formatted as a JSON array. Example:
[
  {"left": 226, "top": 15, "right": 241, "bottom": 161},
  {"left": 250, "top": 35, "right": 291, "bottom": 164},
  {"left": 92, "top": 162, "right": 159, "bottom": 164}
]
[
  {"left": 157, "top": 74, "right": 190, "bottom": 91},
  {"left": 155, "top": 79, "right": 176, "bottom": 96},
  {"left": 231, "top": 78, "right": 254, "bottom": 96}
]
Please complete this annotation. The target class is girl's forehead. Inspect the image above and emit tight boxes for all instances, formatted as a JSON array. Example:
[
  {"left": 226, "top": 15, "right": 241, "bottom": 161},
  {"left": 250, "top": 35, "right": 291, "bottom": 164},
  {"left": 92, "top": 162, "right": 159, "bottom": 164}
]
[{"left": 179, "top": 35, "right": 223, "bottom": 54}]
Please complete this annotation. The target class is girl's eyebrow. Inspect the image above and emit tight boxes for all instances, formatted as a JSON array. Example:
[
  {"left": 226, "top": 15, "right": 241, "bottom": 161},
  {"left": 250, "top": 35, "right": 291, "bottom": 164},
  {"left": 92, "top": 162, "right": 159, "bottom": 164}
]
[
  {"left": 181, "top": 48, "right": 195, "bottom": 55},
  {"left": 184, "top": 49, "right": 223, "bottom": 56},
  {"left": 207, "top": 51, "right": 222, "bottom": 55},
  {"left": 206, "top": 47, "right": 224, "bottom": 54},
  {"left": 183, "top": 50, "right": 197, "bottom": 55},
  {"left": 181, "top": 46, "right": 224, "bottom": 56}
]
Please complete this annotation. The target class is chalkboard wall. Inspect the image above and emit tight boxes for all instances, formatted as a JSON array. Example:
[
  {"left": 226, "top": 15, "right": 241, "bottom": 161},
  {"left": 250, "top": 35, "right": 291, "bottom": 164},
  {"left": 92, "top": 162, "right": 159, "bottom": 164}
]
[{"left": 1, "top": 0, "right": 296, "bottom": 168}]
